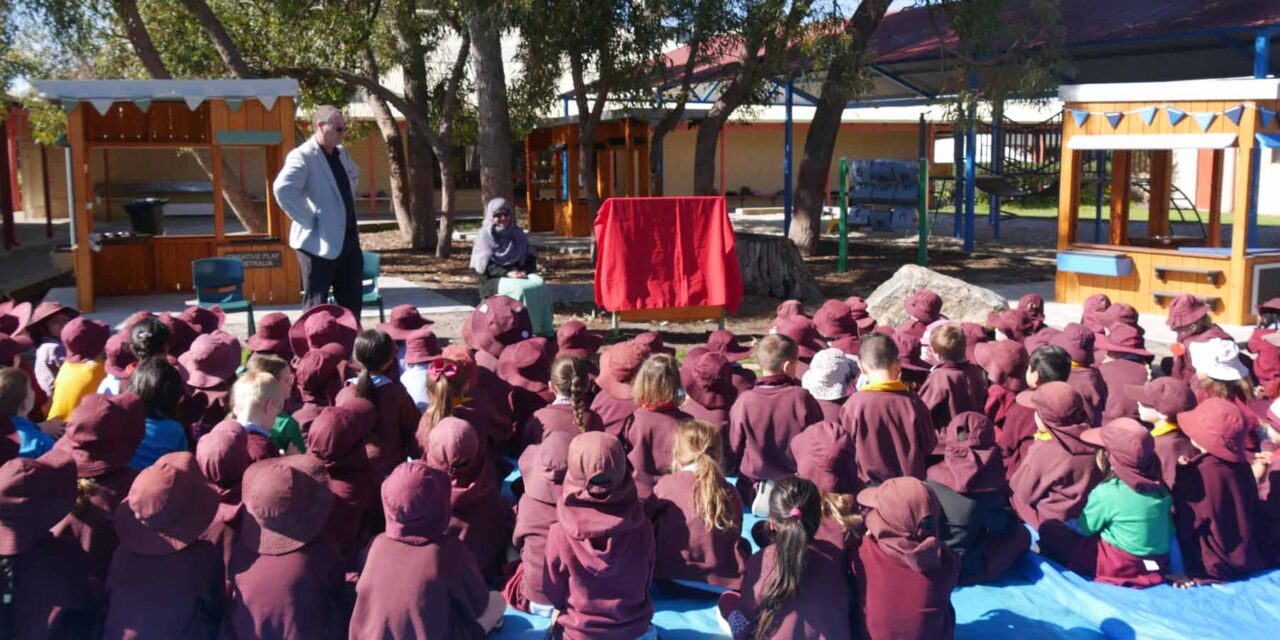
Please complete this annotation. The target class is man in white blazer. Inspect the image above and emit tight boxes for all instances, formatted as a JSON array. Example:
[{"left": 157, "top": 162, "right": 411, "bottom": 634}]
[{"left": 273, "top": 105, "right": 364, "bottom": 315}]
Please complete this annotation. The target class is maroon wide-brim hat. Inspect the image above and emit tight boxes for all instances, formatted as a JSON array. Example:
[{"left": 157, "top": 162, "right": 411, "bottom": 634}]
[
  {"left": 17, "top": 301, "right": 79, "bottom": 337},
  {"left": 103, "top": 331, "right": 137, "bottom": 379},
  {"left": 814, "top": 300, "right": 859, "bottom": 339},
  {"left": 56, "top": 393, "right": 147, "bottom": 478},
  {"left": 706, "top": 329, "right": 751, "bottom": 363},
  {"left": 556, "top": 321, "right": 605, "bottom": 360},
  {"left": 0, "top": 449, "right": 77, "bottom": 555},
  {"left": 378, "top": 304, "right": 433, "bottom": 341},
  {"left": 180, "top": 305, "right": 225, "bottom": 335},
  {"left": 596, "top": 341, "right": 650, "bottom": 401},
  {"left": 634, "top": 331, "right": 676, "bottom": 356},
  {"left": 0, "top": 302, "right": 32, "bottom": 350},
  {"left": 114, "top": 451, "right": 219, "bottom": 555},
  {"left": 178, "top": 332, "right": 243, "bottom": 389},
  {"left": 289, "top": 304, "right": 360, "bottom": 360},
  {"left": 1165, "top": 294, "right": 1208, "bottom": 330},
  {"left": 158, "top": 313, "right": 198, "bottom": 356},
  {"left": 892, "top": 332, "right": 930, "bottom": 372},
  {"left": 497, "top": 337, "right": 557, "bottom": 393},
  {"left": 680, "top": 351, "right": 735, "bottom": 409},
  {"left": 245, "top": 312, "right": 293, "bottom": 355},
  {"left": 1095, "top": 324, "right": 1152, "bottom": 359},
  {"left": 61, "top": 317, "right": 111, "bottom": 364},
  {"left": 403, "top": 327, "right": 443, "bottom": 366},
  {"left": 775, "top": 316, "right": 828, "bottom": 360},
  {"left": 239, "top": 455, "right": 334, "bottom": 555}
]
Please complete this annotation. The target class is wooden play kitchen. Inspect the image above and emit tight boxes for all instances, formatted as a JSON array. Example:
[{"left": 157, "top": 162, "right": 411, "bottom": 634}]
[
  {"left": 1055, "top": 77, "right": 1280, "bottom": 325},
  {"left": 30, "top": 79, "right": 302, "bottom": 312}
]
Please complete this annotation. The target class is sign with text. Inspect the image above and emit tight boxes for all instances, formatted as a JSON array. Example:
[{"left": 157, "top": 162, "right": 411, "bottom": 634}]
[{"left": 225, "top": 250, "right": 282, "bottom": 269}]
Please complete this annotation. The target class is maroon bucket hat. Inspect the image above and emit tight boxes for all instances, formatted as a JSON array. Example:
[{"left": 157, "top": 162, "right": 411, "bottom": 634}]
[
  {"left": 289, "top": 304, "right": 360, "bottom": 360},
  {"left": 0, "top": 449, "right": 77, "bottom": 555},
  {"left": 905, "top": 289, "right": 945, "bottom": 323},
  {"left": 61, "top": 316, "right": 111, "bottom": 364},
  {"left": 1165, "top": 294, "right": 1209, "bottom": 330},
  {"left": 195, "top": 427, "right": 251, "bottom": 490},
  {"left": 634, "top": 332, "right": 676, "bottom": 357},
  {"left": 403, "top": 327, "right": 443, "bottom": 366},
  {"left": 1257, "top": 298, "right": 1280, "bottom": 316},
  {"left": 973, "top": 340, "right": 1028, "bottom": 384},
  {"left": 180, "top": 305, "right": 225, "bottom": 335},
  {"left": 519, "top": 430, "right": 573, "bottom": 505},
  {"left": 307, "top": 401, "right": 375, "bottom": 464},
  {"left": 1024, "top": 326, "right": 1061, "bottom": 353},
  {"left": 791, "top": 420, "right": 858, "bottom": 495},
  {"left": 497, "top": 337, "right": 557, "bottom": 393},
  {"left": 114, "top": 451, "right": 220, "bottom": 555},
  {"left": 157, "top": 312, "right": 198, "bottom": 356},
  {"left": 178, "top": 331, "right": 243, "bottom": 389},
  {"left": 893, "top": 331, "right": 930, "bottom": 372},
  {"left": 56, "top": 393, "right": 147, "bottom": 477},
  {"left": 1176, "top": 397, "right": 1249, "bottom": 463},
  {"left": 1050, "top": 323, "right": 1095, "bottom": 365},
  {"left": 103, "top": 330, "right": 137, "bottom": 379},
  {"left": 294, "top": 348, "right": 342, "bottom": 399},
  {"left": 1080, "top": 418, "right": 1162, "bottom": 492},
  {"left": 1095, "top": 324, "right": 1152, "bottom": 359},
  {"left": 556, "top": 320, "right": 604, "bottom": 360},
  {"left": 378, "top": 304, "right": 433, "bottom": 342},
  {"left": 17, "top": 301, "right": 78, "bottom": 337},
  {"left": 705, "top": 330, "right": 751, "bottom": 362},
  {"left": 245, "top": 312, "right": 292, "bottom": 356},
  {"left": 596, "top": 341, "right": 651, "bottom": 401},
  {"left": 680, "top": 351, "right": 735, "bottom": 409},
  {"left": 0, "top": 302, "right": 33, "bottom": 350},
  {"left": 1015, "top": 381, "right": 1086, "bottom": 429},
  {"left": 1103, "top": 303, "right": 1139, "bottom": 330},
  {"left": 814, "top": 300, "right": 859, "bottom": 339},
  {"left": 382, "top": 460, "right": 451, "bottom": 545},
  {"left": 1123, "top": 377, "right": 1196, "bottom": 419},
  {"left": 239, "top": 455, "right": 334, "bottom": 555},
  {"left": 774, "top": 316, "right": 828, "bottom": 360},
  {"left": 465, "top": 296, "right": 533, "bottom": 361},
  {"left": 1019, "top": 294, "right": 1045, "bottom": 319}
]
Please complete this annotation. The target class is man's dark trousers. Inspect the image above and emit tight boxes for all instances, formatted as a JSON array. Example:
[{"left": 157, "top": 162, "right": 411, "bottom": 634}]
[{"left": 298, "top": 235, "right": 363, "bottom": 316}]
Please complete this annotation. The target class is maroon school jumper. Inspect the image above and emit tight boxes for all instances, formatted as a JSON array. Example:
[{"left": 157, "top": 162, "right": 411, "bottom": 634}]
[
  {"left": 52, "top": 467, "right": 139, "bottom": 590},
  {"left": 1008, "top": 423, "right": 1102, "bottom": 528},
  {"left": 855, "top": 537, "right": 959, "bottom": 640},
  {"left": 181, "top": 385, "right": 231, "bottom": 442},
  {"left": 225, "top": 537, "right": 347, "bottom": 639},
  {"left": 1248, "top": 327, "right": 1280, "bottom": 388},
  {"left": 104, "top": 541, "right": 224, "bottom": 638},
  {"left": 508, "top": 387, "right": 554, "bottom": 444},
  {"left": 195, "top": 428, "right": 250, "bottom": 595},
  {"left": 522, "top": 402, "right": 604, "bottom": 445},
  {"left": 350, "top": 461, "right": 492, "bottom": 640},
  {"left": 1152, "top": 428, "right": 1196, "bottom": 491},
  {"left": 728, "top": 364, "right": 757, "bottom": 394},
  {"left": 985, "top": 378, "right": 1025, "bottom": 434},
  {"left": 841, "top": 385, "right": 937, "bottom": 486},
  {"left": 543, "top": 433, "right": 655, "bottom": 640},
  {"left": 998, "top": 403, "right": 1038, "bottom": 481},
  {"left": 683, "top": 397, "right": 733, "bottom": 433},
  {"left": 211, "top": 420, "right": 278, "bottom": 463},
  {"left": 728, "top": 377, "right": 823, "bottom": 485},
  {"left": 474, "top": 367, "right": 516, "bottom": 444},
  {"left": 424, "top": 418, "right": 514, "bottom": 580},
  {"left": 1099, "top": 357, "right": 1149, "bottom": 422},
  {"left": 508, "top": 433, "right": 571, "bottom": 610},
  {"left": 814, "top": 397, "right": 845, "bottom": 423},
  {"left": 307, "top": 403, "right": 381, "bottom": 567},
  {"left": 4, "top": 534, "right": 95, "bottom": 637},
  {"left": 735, "top": 541, "right": 855, "bottom": 639},
  {"left": 919, "top": 361, "right": 989, "bottom": 445},
  {"left": 1174, "top": 452, "right": 1266, "bottom": 581},
  {"left": 336, "top": 381, "right": 421, "bottom": 478},
  {"left": 590, "top": 392, "right": 638, "bottom": 439},
  {"left": 647, "top": 469, "right": 751, "bottom": 588},
  {"left": 1067, "top": 366, "right": 1108, "bottom": 426},
  {"left": 624, "top": 405, "right": 691, "bottom": 498}
]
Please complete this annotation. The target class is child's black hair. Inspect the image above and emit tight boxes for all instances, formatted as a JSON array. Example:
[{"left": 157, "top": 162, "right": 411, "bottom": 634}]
[
  {"left": 129, "top": 318, "right": 171, "bottom": 360},
  {"left": 1028, "top": 345, "right": 1071, "bottom": 383},
  {"left": 353, "top": 329, "right": 396, "bottom": 400},
  {"left": 127, "top": 357, "right": 185, "bottom": 420},
  {"left": 756, "top": 475, "right": 822, "bottom": 640}
]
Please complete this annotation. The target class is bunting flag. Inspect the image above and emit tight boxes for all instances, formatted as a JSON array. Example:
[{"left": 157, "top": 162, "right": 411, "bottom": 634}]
[
  {"left": 1071, "top": 109, "right": 1089, "bottom": 127},
  {"left": 183, "top": 96, "right": 205, "bottom": 111},
  {"left": 258, "top": 95, "right": 278, "bottom": 111},
  {"left": 89, "top": 99, "right": 114, "bottom": 116},
  {"left": 1166, "top": 107, "right": 1186, "bottom": 127},
  {"left": 1138, "top": 107, "right": 1158, "bottom": 125},
  {"left": 225, "top": 97, "right": 244, "bottom": 113},
  {"left": 1262, "top": 107, "right": 1277, "bottom": 130},
  {"left": 1224, "top": 105, "right": 1244, "bottom": 126},
  {"left": 1105, "top": 112, "right": 1124, "bottom": 129},
  {"left": 61, "top": 101, "right": 79, "bottom": 114},
  {"left": 1193, "top": 112, "right": 1216, "bottom": 132},
  {"left": 132, "top": 98, "right": 151, "bottom": 113}
]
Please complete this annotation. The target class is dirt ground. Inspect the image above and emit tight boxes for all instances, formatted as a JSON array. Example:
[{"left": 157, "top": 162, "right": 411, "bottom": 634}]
[{"left": 363, "top": 228, "right": 1058, "bottom": 350}]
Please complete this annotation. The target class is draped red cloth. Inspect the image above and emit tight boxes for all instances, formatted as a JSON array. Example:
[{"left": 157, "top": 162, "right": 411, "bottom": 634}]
[{"left": 593, "top": 197, "right": 743, "bottom": 313}]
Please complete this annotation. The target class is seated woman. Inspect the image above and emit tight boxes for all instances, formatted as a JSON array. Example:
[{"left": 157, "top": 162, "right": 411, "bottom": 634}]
[{"left": 469, "top": 197, "right": 553, "bottom": 335}]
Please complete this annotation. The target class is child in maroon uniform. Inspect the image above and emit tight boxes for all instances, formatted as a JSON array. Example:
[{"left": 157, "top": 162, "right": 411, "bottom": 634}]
[
  {"left": 424, "top": 416, "right": 513, "bottom": 581},
  {"left": 973, "top": 340, "right": 1028, "bottom": 433},
  {"left": 899, "top": 289, "right": 946, "bottom": 340},
  {"left": 813, "top": 299, "right": 859, "bottom": 341},
  {"left": 195, "top": 427, "right": 251, "bottom": 589},
  {"left": 1000, "top": 345, "right": 1071, "bottom": 481},
  {"left": 705, "top": 330, "right": 756, "bottom": 393},
  {"left": 590, "top": 341, "right": 651, "bottom": 438},
  {"left": 523, "top": 355, "right": 603, "bottom": 445},
  {"left": 245, "top": 312, "right": 293, "bottom": 361},
  {"left": 855, "top": 477, "right": 959, "bottom": 640},
  {"left": 1125, "top": 377, "right": 1198, "bottom": 490},
  {"left": 1008, "top": 382, "right": 1103, "bottom": 528},
  {"left": 1172, "top": 398, "right": 1267, "bottom": 583},
  {"left": 307, "top": 399, "right": 381, "bottom": 567},
  {"left": 765, "top": 300, "right": 806, "bottom": 334},
  {"left": 1039, "top": 418, "right": 1173, "bottom": 588},
  {"left": 772, "top": 316, "right": 828, "bottom": 376},
  {"left": 104, "top": 452, "right": 223, "bottom": 638},
  {"left": 498, "top": 336, "right": 558, "bottom": 445},
  {"left": 728, "top": 335, "right": 823, "bottom": 509},
  {"left": 680, "top": 349, "right": 738, "bottom": 433},
  {"left": 800, "top": 348, "right": 856, "bottom": 422},
  {"left": 292, "top": 346, "right": 344, "bottom": 437},
  {"left": 1166, "top": 294, "right": 1235, "bottom": 383},
  {"left": 338, "top": 329, "right": 422, "bottom": 477},
  {"left": 220, "top": 371, "right": 287, "bottom": 462},
  {"left": 1095, "top": 324, "right": 1154, "bottom": 422},
  {"left": 505, "top": 431, "right": 573, "bottom": 614},
  {"left": 1188, "top": 337, "right": 1263, "bottom": 451},
  {"left": 625, "top": 354, "right": 691, "bottom": 498},
  {"left": 842, "top": 333, "right": 936, "bottom": 486},
  {"left": 648, "top": 419, "right": 750, "bottom": 590},
  {"left": 790, "top": 420, "right": 861, "bottom": 552},
  {"left": 1250, "top": 298, "right": 1280, "bottom": 396},
  {"left": 1019, "top": 293, "right": 1046, "bottom": 333},
  {"left": 919, "top": 323, "right": 988, "bottom": 441},
  {"left": 727, "top": 475, "right": 854, "bottom": 639},
  {"left": 464, "top": 295, "right": 533, "bottom": 371},
  {"left": 1051, "top": 323, "right": 1108, "bottom": 426},
  {"left": 177, "top": 331, "right": 241, "bottom": 441},
  {"left": 350, "top": 461, "right": 505, "bottom": 638},
  {"left": 543, "top": 432, "right": 657, "bottom": 640}
]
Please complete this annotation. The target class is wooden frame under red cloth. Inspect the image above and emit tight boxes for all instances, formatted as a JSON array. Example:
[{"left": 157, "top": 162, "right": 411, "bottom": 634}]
[{"left": 594, "top": 196, "right": 743, "bottom": 321}]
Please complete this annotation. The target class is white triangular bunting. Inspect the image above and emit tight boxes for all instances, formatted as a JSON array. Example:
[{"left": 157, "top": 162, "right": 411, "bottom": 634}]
[
  {"left": 257, "top": 95, "right": 278, "bottom": 111},
  {"left": 89, "top": 99, "right": 114, "bottom": 116},
  {"left": 184, "top": 96, "right": 205, "bottom": 111}
]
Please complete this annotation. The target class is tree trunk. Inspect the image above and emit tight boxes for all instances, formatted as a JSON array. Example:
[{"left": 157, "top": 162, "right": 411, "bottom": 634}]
[
  {"left": 189, "top": 148, "right": 266, "bottom": 234},
  {"left": 578, "top": 124, "right": 600, "bottom": 225},
  {"left": 404, "top": 127, "right": 438, "bottom": 251},
  {"left": 788, "top": 0, "right": 890, "bottom": 254},
  {"left": 692, "top": 114, "right": 725, "bottom": 195},
  {"left": 467, "top": 4, "right": 514, "bottom": 204},
  {"left": 435, "top": 145, "right": 456, "bottom": 258},
  {"left": 736, "top": 233, "right": 822, "bottom": 302},
  {"left": 364, "top": 92, "right": 418, "bottom": 246},
  {"left": 647, "top": 131, "right": 666, "bottom": 196},
  {"left": 112, "top": 0, "right": 170, "bottom": 79}
]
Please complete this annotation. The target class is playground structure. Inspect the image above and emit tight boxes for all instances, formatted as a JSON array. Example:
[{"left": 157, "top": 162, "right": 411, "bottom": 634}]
[
  {"left": 1053, "top": 76, "right": 1280, "bottom": 325},
  {"left": 30, "top": 79, "right": 302, "bottom": 312}
]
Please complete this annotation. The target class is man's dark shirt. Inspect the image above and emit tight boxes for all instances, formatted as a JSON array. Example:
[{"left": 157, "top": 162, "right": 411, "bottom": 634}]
[{"left": 323, "top": 145, "right": 358, "bottom": 244}]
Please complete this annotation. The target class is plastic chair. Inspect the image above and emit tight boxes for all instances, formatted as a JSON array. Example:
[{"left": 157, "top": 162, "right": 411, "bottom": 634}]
[
  {"left": 192, "top": 258, "right": 255, "bottom": 335},
  {"left": 328, "top": 251, "right": 384, "bottom": 321}
]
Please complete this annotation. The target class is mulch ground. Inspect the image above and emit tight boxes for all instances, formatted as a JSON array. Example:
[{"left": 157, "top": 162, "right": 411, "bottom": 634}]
[{"left": 362, "top": 229, "right": 1058, "bottom": 349}]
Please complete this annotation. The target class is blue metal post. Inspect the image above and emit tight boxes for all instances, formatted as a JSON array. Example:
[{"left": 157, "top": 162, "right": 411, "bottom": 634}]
[
  {"left": 783, "top": 78, "right": 794, "bottom": 236},
  {"left": 954, "top": 106, "right": 966, "bottom": 239},
  {"left": 1257, "top": 32, "right": 1273, "bottom": 79},
  {"left": 1250, "top": 147, "right": 1262, "bottom": 248},
  {"left": 562, "top": 98, "right": 569, "bottom": 117},
  {"left": 964, "top": 104, "right": 977, "bottom": 253},
  {"left": 991, "top": 112, "right": 1002, "bottom": 239},
  {"left": 1094, "top": 151, "right": 1105, "bottom": 243}
]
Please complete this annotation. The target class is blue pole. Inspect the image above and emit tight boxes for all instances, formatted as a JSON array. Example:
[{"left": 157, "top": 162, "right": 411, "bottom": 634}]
[
  {"left": 991, "top": 112, "right": 1002, "bottom": 239},
  {"left": 783, "top": 78, "right": 794, "bottom": 236},
  {"left": 964, "top": 104, "right": 977, "bottom": 253},
  {"left": 1257, "top": 32, "right": 1272, "bottom": 79},
  {"left": 954, "top": 107, "right": 966, "bottom": 239},
  {"left": 562, "top": 98, "right": 569, "bottom": 117}
]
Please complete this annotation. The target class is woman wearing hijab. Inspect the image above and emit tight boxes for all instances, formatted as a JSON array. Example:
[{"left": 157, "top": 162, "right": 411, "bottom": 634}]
[{"left": 470, "top": 198, "right": 553, "bottom": 335}]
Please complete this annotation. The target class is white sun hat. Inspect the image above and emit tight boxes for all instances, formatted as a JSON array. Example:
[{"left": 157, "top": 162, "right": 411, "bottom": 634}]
[
  {"left": 1187, "top": 337, "right": 1250, "bottom": 382},
  {"left": 801, "top": 348, "right": 856, "bottom": 401}
]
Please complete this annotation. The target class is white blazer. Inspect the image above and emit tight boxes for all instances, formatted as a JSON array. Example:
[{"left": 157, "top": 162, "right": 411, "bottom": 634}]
[{"left": 272, "top": 136, "right": 360, "bottom": 260}]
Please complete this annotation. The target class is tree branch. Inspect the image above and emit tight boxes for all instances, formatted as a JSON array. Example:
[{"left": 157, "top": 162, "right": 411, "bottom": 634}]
[
  {"left": 111, "top": 0, "right": 171, "bottom": 78},
  {"left": 271, "top": 65, "right": 440, "bottom": 149},
  {"left": 177, "top": 0, "right": 253, "bottom": 78},
  {"left": 439, "top": 30, "right": 471, "bottom": 140}
]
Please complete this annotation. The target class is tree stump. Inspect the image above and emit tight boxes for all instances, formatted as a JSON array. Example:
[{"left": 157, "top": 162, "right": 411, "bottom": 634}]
[{"left": 736, "top": 233, "right": 823, "bottom": 302}]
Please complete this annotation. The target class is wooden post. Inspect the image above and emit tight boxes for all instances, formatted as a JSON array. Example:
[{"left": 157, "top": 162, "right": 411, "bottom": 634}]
[
  {"left": 1228, "top": 102, "right": 1258, "bottom": 323},
  {"left": 623, "top": 120, "right": 635, "bottom": 196},
  {"left": 636, "top": 127, "right": 650, "bottom": 197},
  {"left": 1056, "top": 148, "right": 1081, "bottom": 250},
  {"left": 101, "top": 148, "right": 111, "bottom": 222},
  {"left": 209, "top": 102, "right": 228, "bottom": 242},
  {"left": 40, "top": 146, "right": 52, "bottom": 238},
  {"left": 1208, "top": 149, "right": 1224, "bottom": 247},
  {"left": 67, "top": 105, "right": 95, "bottom": 311},
  {"left": 1147, "top": 150, "right": 1172, "bottom": 238},
  {"left": 1109, "top": 150, "right": 1131, "bottom": 246}
]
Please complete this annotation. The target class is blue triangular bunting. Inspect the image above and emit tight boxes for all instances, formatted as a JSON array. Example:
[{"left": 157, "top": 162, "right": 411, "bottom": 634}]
[
  {"left": 225, "top": 97, "right": 244, "bottom": 113},
  {"left": 1262, "top": 107, "right": 1277, "bottom": 129},
  {"left": 1166, "top": 107, "right": 1186, "bottom": 126},
  {"left": 132, "top": 98, "right": 151, "bottom": 113},
  {"left": 1105, "top": 112, "right": 1123, "bottom": 129},
  {"left": 1224, "top": 105, "right": 1244, "bottom": 125},
  {"left": 1138, "top": 107, "right": 1158, "bottom": 125},
  {"left": 1193, "top": 112, "right": 1216, "bottom": 132},
  {"left": 1071, "top": 109, "right": 1089, "bottom": 127}
]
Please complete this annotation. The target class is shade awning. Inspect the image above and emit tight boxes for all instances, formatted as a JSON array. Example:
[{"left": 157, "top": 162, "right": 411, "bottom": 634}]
[
  {"left": 1067, "top": 133, "right": 1238, "bottom": 150},
  {"left": 1257, "top": 133, "right": 1280, "bottom": 149}
]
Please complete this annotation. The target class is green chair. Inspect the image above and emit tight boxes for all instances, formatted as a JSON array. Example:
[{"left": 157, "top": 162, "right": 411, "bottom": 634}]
[
  {"left": 192, "top": 257, "right": 255, "bottom": 335},
  {"left": 328, "top": 251, "right": 385, "bottom": 321}
]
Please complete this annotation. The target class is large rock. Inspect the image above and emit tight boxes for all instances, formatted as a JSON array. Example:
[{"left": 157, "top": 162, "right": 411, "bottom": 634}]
[{"left": 866, "top": 264, "right": 1009, "bottom": 327}]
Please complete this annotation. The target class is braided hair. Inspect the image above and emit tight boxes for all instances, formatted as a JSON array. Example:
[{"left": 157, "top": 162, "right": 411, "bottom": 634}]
[{"left": 549, "top": 355, "right": 590, "bottom": 432}]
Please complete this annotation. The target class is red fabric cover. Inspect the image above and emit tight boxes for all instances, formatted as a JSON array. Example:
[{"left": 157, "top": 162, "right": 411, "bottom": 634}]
[{"left": 594, "top": 197, "right": 743, "bottom": 314}]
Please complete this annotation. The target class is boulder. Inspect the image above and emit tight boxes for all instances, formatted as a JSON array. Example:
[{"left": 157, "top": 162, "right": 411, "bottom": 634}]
[{"left": 866, "top": 264, "right": 1009, "bottom": 327}]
